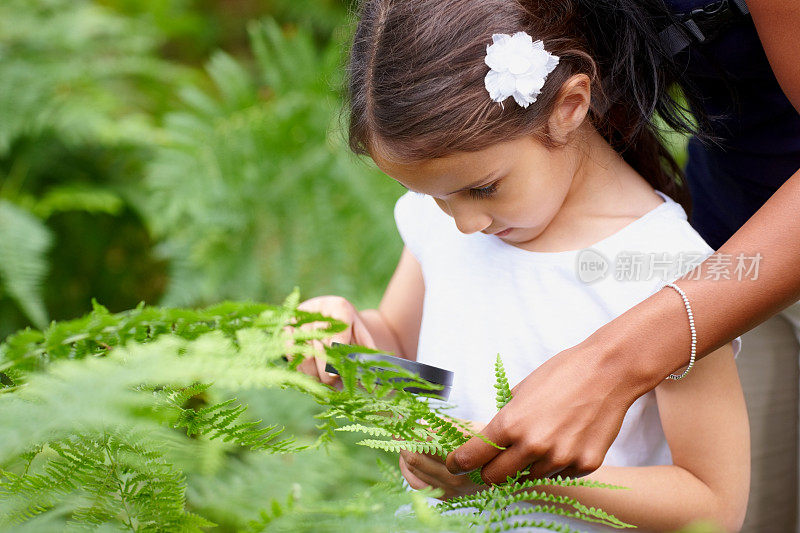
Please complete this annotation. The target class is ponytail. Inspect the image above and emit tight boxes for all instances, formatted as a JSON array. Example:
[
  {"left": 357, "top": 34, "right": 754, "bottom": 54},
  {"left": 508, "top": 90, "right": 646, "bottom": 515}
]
[{"left": 567, "top": 0, "right": 714, "bottom": 213}]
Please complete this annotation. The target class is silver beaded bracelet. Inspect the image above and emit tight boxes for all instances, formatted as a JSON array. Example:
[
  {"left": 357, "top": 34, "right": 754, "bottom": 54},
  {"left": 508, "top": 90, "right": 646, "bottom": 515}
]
[{"left": 663, "top": 282, "right": 696, "bottom": 381}]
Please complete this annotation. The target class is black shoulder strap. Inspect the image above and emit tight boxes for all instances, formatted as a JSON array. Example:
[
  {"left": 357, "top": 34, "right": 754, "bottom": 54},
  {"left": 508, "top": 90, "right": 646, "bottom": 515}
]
[
  {"left": 660, "top": 0, "right": 750, "bottom": 57},
  {"left": 593, "top": 0, "right": 750, "bottom": 116}
]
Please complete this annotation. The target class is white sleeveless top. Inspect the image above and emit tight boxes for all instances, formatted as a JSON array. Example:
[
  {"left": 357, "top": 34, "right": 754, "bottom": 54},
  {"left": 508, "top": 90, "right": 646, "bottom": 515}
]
[{"left": 394, "top": 189, "right": 741, "bottom": 470}]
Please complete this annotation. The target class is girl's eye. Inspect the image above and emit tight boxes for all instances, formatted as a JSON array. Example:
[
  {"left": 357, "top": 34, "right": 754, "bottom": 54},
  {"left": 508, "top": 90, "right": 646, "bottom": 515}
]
[{"left": 468, "top": 181, "right": 498, "bottom": 200}]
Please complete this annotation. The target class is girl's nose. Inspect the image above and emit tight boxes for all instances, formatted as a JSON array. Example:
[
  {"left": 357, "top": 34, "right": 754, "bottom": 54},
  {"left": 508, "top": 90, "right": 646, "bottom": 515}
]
[
  {"left": 437, "top": 198, "right": 492, "bottom": 235},
  {"left": 454, "top": 215, "right": 492, "bottom": 235}
]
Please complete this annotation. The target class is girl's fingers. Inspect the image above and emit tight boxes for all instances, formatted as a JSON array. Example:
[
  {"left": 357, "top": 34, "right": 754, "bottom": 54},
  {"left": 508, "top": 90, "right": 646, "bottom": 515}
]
[
  {"left": 292, "top": 321, "right": 339, "bottom": 385},
  {"left": 308, "top": 338, "right": 339, "bottom": 386},
  {"left": 352, "top": 316, "right": 377, "bottom": 349},
  {"left": 296, "top": 355, "right": 322, "bottom": 382},
  {"left": 401, "top": 452, "right": 450, "bottom": 481},
  {"left": 281, "top": 325, "right": 296, "bottom": 354},
  {"left": 330, "top": 321, "right": 354, "bottom": 347},
  {"left": 313, "top": 347, "right": 341, "bottom": 388},
  {"left": 399, "top": 455, "right": 432, "bottom": 491}
]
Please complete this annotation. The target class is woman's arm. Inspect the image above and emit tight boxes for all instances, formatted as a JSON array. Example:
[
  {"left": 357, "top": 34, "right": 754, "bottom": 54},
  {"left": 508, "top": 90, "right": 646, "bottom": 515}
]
[
  {"left": 534, "top": 343, "right": 750, "bottom": 532},
  {"left": 358, "top": 246, "right": 425, "bottom": 359},
  {"left": 447, "top": 170, "right": 800, "bottom": 483},
  {"left": 749, "top": 0, "right": 800, "bottom": 112}
]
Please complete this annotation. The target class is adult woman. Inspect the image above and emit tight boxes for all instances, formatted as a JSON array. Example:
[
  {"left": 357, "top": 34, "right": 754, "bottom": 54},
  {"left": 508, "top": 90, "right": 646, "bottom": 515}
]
[{"left": 446, "top": 1, "right": 800, "bottom": 530}]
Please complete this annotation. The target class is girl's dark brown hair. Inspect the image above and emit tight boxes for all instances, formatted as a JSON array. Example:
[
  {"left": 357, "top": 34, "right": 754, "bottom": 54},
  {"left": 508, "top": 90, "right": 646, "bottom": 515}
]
[{"left": 345, "top": 0, "right": 705, "bottom": 212}]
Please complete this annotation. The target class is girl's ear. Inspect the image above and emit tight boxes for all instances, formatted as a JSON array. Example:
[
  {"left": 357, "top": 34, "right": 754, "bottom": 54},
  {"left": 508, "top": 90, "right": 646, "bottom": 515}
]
[{"left": 546, "top": 74, "right": 592, "bottom": 145}]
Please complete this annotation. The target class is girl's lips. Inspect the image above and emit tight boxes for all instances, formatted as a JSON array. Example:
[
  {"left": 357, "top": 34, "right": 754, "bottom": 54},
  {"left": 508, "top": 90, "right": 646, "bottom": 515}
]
[{"left": 494, "top": 228, "right": 512, "bottom": 237}]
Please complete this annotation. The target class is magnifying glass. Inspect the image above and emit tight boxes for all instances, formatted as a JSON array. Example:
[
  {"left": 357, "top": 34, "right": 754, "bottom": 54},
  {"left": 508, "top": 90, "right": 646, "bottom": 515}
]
[{"left": 325, "top": 343, "right": 454, "bottom": 401}]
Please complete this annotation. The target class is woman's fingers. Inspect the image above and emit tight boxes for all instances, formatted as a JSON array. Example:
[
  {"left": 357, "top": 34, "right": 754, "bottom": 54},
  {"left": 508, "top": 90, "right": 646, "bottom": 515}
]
[
  {"left": 444, "top": 418, "right": 510, "bottom": 476},
  {"left": 475, "top": 442, "right": 546, "bottom": 485},
  {"left": 547, "top": 465, "right": 591, "bottom": 480}
]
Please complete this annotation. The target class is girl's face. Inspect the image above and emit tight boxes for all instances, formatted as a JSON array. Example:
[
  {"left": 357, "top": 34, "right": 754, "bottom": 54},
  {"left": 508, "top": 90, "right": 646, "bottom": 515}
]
[{"left": 372, "top": 135, "right": 584, "bottom": 248}]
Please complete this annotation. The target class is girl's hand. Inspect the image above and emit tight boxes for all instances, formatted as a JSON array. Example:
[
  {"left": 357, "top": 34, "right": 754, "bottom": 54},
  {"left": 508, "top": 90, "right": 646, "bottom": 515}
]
[
  {"left": 400, "top": 419, "right": 488, "bottom": 500},
  {"left": 399, "top": 450, "right": 485, "bottom": 500},
  {"left": 287, "top": 295, "right": 377, "bottom": 387}
]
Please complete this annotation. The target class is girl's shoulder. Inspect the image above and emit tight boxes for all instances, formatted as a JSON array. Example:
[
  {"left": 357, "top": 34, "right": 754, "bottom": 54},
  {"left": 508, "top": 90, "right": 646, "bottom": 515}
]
[
  {"left": 538, "top": 188, "right": 713, "bottom": 272},
  {"left": 593, "top": 189, "right": 713, "bottom": 258},
  {"left": 393, "top": 191, "right": 449, "bottom": 262},
  {"left": 637, "top": 190, "right": 711, "bottom": 252}
]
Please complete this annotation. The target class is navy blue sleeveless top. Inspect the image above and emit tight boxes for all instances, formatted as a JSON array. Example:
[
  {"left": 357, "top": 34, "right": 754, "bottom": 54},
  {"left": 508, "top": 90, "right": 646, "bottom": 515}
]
[{"left": 664, "top": 0, "right": 800, "bottom": 249}]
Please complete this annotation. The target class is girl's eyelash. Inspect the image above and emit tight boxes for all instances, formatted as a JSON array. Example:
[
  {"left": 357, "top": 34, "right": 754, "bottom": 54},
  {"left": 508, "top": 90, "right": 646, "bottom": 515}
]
[{"left": 468, "top": 181, "right": 498, "bottom": 200}]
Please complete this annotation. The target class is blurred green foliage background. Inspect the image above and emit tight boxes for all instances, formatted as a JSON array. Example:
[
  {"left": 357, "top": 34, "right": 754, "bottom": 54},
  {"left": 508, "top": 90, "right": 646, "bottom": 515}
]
[{"left": 0, "top": 0, "right": 405, "bottom": 340}]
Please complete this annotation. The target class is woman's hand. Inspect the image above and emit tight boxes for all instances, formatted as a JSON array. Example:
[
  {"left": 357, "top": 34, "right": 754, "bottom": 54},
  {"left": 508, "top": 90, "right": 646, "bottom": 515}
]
[
  {"left": 399, "top": 450, "right": 485, "bottom": 500},
  {"left": 287, "top": 295, "right": 377, "bottom": 387},
  {"left": 445, "top": 336, "right": 640, "bottom": 485}
]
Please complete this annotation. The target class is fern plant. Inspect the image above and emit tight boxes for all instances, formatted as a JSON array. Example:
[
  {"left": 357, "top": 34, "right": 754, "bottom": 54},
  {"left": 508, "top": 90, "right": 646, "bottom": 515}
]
[
  {"left": 0, "top": 0, "right": 191, "bottom": 334},
  {"left": 141, "top": 17, "right": 403, "bottom": 310},
  {"left": 0, "top": 292, "right": 632, "bottom": 531},
  {"left": 0, "top": 202, "right": 52, "bottom": 329}
]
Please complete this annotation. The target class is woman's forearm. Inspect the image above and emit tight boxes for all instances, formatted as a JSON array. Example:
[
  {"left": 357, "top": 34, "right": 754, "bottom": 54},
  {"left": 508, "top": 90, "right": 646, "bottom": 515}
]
[
  {"left": 534, "top": 464, "right": 744, "bottom": 532},
  {"left": 594, "top": 169, "right": 800, "bottom": 395}
]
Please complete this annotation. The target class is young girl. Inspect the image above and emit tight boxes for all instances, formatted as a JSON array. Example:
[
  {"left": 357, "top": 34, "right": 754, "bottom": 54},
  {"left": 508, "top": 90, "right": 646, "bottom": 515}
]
[{"left": 296, "top": 0, "right": 750, "bottom": 530}]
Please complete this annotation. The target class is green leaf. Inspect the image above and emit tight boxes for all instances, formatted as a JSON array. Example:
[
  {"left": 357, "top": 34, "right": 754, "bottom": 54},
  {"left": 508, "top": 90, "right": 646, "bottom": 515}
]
[
  {"left": 0, "top": 201, "right": 53, "bottom": 328},
  {"left": 494, "top": 354, "right": 513, "bottom": 410},
  {"left": 31, "top": 187, "right": 124, "bottom": 219}
]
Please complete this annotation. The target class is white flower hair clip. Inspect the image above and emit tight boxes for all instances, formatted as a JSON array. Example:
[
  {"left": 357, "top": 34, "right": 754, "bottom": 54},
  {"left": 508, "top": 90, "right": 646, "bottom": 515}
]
[{"left": 484, "top": 31, "right": 559, "bottom": 109}]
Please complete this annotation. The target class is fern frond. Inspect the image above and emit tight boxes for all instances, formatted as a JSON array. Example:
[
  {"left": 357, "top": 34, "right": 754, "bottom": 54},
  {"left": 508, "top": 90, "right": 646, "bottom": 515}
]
[
  {"left": 169, "top": 396, "right": 304, "bottom": 454},
  {"left": 0, "top": 300, "right": 339, "bottom": 389},
  {"left": 490, "top": 502, "right": 634, "bottom": 530},
  {"left": 521, "top": 474, "right": 629, "bottom": 491},
  {"left": 1, "top": 431, "right": 214, "bottom": 531},
  {"left": 31, "top": 186, "right": 124, "bottom": 219},
  {"left": 1, "top": 300, "right": 634, "bottom": 532},
  {"left": 374, "top": 458, "right": 404, "bottom": 487},
  {"left": 356, "top": 439, "right": 445, "bottom": 456},
  {"left": 494, "top": 354, "right": 512, "bottom": 410},
  {"left": 430, "top": 413, "right": 505, "bottom": 453},
  {"left": 464, "top": 470, "right": 483, "bottom": 486},
  {"left": 484, "top": 518, "right": 580, "bottom": 533},
  {"left": 335, "top": 425, "right": 395, "bottom": 438},
  {"left": 446, "top": 488, "right": 630, "bottom": 529},
  {"left": 0, "top": 201, "right": 53, "bottom": 329}
]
